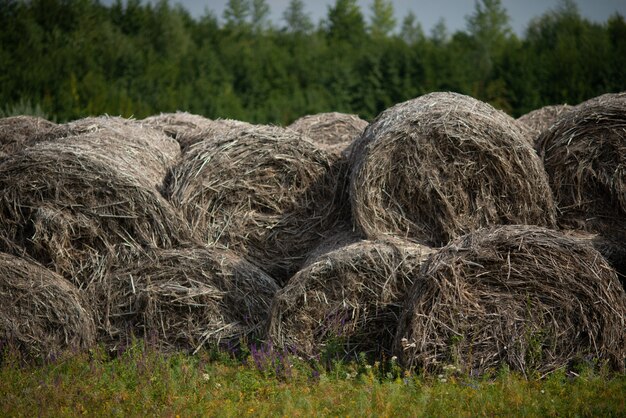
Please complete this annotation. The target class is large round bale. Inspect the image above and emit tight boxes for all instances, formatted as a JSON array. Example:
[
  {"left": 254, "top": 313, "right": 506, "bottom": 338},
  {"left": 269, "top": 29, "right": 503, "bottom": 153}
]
[
  {"left": 267, "top": 238, "right": 433, "bottom": 360},
  {"left": 0, "top": 140, "right": 192, "bottom": 285},
  {"left": 91, "top": 247, "right": 279, "bottom": 353},
  {"left": 349, "top": 92, "right": 557, "bottom": 247},
  {"left": 0, "top": 252, "right": 95, "bottom": 360},
  {"left": 536, "top": 93, "right": 626, "bottom": 245},
  {"left": 394, "top": 225, "right": 626, "bottom": 377},
  {"left": 517, "top": 104, "right": 573, "bottom": 145},
  {"left": 40, "top": 116, "right": 180, "bottom": 186},
  {"left": 165, "top": 125, "right": 349, "bottom": 283},
  {"left": 0, "top": 115, "right": 58, "bottom": 155},
  {"left": 288, "top": 112, "right": 368, "bottom": 155}
]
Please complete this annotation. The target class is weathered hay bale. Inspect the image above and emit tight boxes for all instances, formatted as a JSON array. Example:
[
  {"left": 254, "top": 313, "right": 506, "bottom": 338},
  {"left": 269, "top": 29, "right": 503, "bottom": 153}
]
[
  {"left": 40, "top": 116, "right": 180, "bottom": 187},
  {"left": 176, "top": 118, "right": 254, "bottom": 152},
  {"left": 91, "top": 247, "right": 279, "bottom": 353},
  {"left": 267, "top": 238, "right": 433, "bottom": 360},
  {"left": 0, "top": 252, "right": 96, "bottom": 360},
  {"left": 517, "top": 104, "right": 573, "bottom": 145},
  {"left": 0, "top": 140, "right": 192, "bottom": 285},
  {"left": 0, "top": 115, "right": 58, "bottom": 155},
  {"left": 288, "top": 112, "right": 368, "bottom": 155},
  {"left": 536, "top": 93, "right": 626, "bottom": 246},
  {"left": 349, "top": 92, "right": 557, "bottom": 246},
  {"left": 165, "top": 125, "right": 349, "bottom": 283},
  {"left": 394, "top": 225, "right": 626, "bottom": 377}
]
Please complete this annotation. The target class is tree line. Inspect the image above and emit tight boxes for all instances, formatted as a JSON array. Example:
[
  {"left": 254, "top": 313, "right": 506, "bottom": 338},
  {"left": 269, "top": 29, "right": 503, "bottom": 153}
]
[{"left": 1, "top": 0, "right": 624, "bottom": 123}]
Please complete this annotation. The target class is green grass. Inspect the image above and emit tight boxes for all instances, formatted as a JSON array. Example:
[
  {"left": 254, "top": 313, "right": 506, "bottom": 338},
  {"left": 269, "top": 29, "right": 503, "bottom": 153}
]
[{"left": 1, "top": 342, "right": 624, "bottom": 417}]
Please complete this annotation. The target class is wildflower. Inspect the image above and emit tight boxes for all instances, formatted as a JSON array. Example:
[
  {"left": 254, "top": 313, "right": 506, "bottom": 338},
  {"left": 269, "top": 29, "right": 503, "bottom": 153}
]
[{"left": 202, "top": 373, "right": 210, "bottom": 381}]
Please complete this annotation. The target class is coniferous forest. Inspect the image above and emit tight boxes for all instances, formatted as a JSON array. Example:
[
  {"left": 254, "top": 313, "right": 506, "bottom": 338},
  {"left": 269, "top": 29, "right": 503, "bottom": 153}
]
[{"left": 1, "top": 0, "right": 625, "bottom": 123}]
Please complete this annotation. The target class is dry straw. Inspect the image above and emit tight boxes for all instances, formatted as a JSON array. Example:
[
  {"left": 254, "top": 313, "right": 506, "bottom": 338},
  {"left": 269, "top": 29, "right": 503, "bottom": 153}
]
[
  {"left": 176, "top": 119, "right": 253, "bottom": 152},
  {"left": 165, "top": 125, "right": 349, "bottom": 283},
  {"left": 0, "top": 252, "right": 96, "bottom": 360},
  {"left": 89, "top": 247, "right": 279, "bottom": 353},
  {"left": 0, "top": 115, "right": 57, "bottom": 155},
  {"left": 536, "top": 93, "right": 626, "bottom": 246},
  {"left": 517, "top": 104, "right": 572, "bottom": 145},
  {"left": 349, "top": 92, "right": 557, "bottom": 247},
  {"left": 394, "top": 225, "right": 626, "bottom": 377},
  {"left": 0, "top": 138, "right": 192, "bottom": 286},
  {"left": 267, "top": 237, "right": 433, "bottom": 360},
  {"left": 288, "top": 112, "right": 368, "bottom": 155}
]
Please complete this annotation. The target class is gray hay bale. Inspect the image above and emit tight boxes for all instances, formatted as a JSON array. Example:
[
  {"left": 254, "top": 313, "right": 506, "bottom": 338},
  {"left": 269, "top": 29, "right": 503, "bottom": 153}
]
[
  {"left": 349, "top": 92, "right": 557, "bottom": 247},
  {"left": 517, "top": 104, "right": 573, "bottom": 145},
  {"left": 165, "top": 125, "right": 349, "bottom": 283},
  {"left": 536, "top": 93, "right": 626, "bottom": 247},
  {"left": 0, "top": 115, "right": 58, "bottom": 155},
  {"left": 267, "top": 238, "right": 433, "bottom": 360},
  {"left": 0, "top": 252, "right": 96, "bottom": 360},
  {"left": 394, "top": 225, "right": 626, "bottom": 377},
  {"left": 90, "top": 247, "right": 279, "bottom": 353},
  {"left": 0, "top": 140, "right": 192, "bottom": 286},
  {"left": 288, "top": 112, "right": 368, "bottom": 155}
]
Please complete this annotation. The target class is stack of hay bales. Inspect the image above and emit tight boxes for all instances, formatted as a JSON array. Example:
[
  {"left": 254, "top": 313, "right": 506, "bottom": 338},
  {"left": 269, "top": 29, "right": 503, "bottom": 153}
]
[
  {"left": 517, "top": 104, "right": 572, "bottom": 145},
  {"left": 0, "top": 116, "right": 191, "bottom": 285},
  {"left": 288, "top": 112, "right": 368, "bottom": 155},
  {"left": 89, "top": 247, "right": 279, "bottom": 353},
  {"left": 0, "top": 252, "right": 96, "bottom": 360},
  {"left": 165, "top": 125, "right": 349, "bottom": 283},
  {"left": 395, "top": 225, "right": 626, "bottom": 376},
  {"left": 349, "top": 92, "right": 557, "bottom": 247},
  {"left": 536, "top": 93, "right": 626, "bottom": 271},
  {"left": 0, "top": 115, "right": 58, "bottom": 155},
  {"left": 267, "top": 238, "right": 433, "bottom": 360}
]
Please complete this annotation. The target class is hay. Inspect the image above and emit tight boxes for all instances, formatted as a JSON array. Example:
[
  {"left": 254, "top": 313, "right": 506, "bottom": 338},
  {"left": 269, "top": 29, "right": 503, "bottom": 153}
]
[
  {"left": 0, "top": 140, "right": 192, "bottom": 286},
  {"left": 176, "top": 118, "right": 253, "bottom": 152},
  {"left": 349, "top": 92, "right": 557, "bottom": 247},
  {"left": 0, "top": 252, "right": 95, "bottom": 360},
  {"left": 394, "top": 225, "right": 626, "bottom": 377},
  {"left": 0, "top": 115, "right": 58, "bottom": 155},
  {"left": 536, "top": 93, "right": 626, "bottom": 246},
  {"left": 165, "top": 125, "right": 349, "bottom": 283},
  {"left": 267, "top": 238, "right": 433, "bottom": 360},
  {"left": 142, "top": 111, "right": 214, "bottom": 139},
  {"left": 90, "top": 246, "right": 279, "bottom": 353},
  {"left": 288, "top": 112, "right": 368, "bottom": 155},
  {"left": 517, "top": 104, "right": 573, "bottom": 145}
]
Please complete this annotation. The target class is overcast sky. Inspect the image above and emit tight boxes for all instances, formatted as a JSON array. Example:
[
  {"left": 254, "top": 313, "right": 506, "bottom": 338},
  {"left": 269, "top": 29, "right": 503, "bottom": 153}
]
[{"left": 115, "top": 0, "right": 626, "bottom": 35}]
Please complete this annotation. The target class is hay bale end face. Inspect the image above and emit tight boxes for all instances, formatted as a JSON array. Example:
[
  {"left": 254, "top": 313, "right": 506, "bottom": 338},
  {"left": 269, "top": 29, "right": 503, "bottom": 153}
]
[
  {"left": 0, "top": 253, "right": 96, "bottom": 360},
  {"left": 165, "top": 125, "right": 349, "bottom": 283},
  {"left": 350, "top": 92, "right": 557, "bottom": 247},
  {"left": 0, "top": 115, "right": 58, "bottom": 155},
  {"left": 90, "top": 247, "right": 279, "bottom": 353},
  {"left": 394, "top": 225, "right": 626, "bottom": 376},
  {"left": 288, "top": 112, "right": 368, "bottom": 155},
  {"left": 0, "top": 141, "right": 192, "bottom": 285},
  {"left": 536, "top": 93, "right": 626, "bottom": 245},
  {"left": 517, "top": 104, "right": 573, "bottom": 145},
  {"left": 267, "top": 238, "right": 433, "bottom": 360}
]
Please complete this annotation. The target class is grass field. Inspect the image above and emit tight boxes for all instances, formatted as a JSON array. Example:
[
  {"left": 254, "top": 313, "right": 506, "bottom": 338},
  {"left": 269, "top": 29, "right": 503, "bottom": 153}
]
[{"left": 1, "top": 341, "right": 624, "bottom": 417}]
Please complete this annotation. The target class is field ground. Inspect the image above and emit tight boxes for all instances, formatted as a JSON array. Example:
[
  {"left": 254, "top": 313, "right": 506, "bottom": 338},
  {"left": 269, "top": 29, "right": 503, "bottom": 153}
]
[{"left": 1, "top": 341, "right": 624, "bottom": 417}]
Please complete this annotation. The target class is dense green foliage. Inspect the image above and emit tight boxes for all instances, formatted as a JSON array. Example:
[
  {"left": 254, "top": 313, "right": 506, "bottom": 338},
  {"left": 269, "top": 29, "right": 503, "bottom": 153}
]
[
  {"left": 1, "top": 0, "right": 625, "bottom": 123},
  {"left": 1, "top": 341, "right": 624, "bottom": 416}
]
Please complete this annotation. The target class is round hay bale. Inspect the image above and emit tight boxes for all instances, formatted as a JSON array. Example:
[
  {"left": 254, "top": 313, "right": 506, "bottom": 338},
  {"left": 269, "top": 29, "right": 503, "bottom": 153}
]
[
  {"left": 91, "top": 246, "right": 279, "bottom": 353},
  {"left": 40, "top": 116, "right": 181, "bottom": 187},
  {"left": 0, "top": 252, "right": 96, "bottom": 360},
  {"left": 349, "top": 92, "right": 557, "bottom": 247},
  {"left": 517, "top": 104, "right": 573, "bottom": 145},
  {"left": 267, "top": 238, "right": 433, "bottom": 360},
  {"left": 0, "top": 141, "right": 192, "bottom": 285},
  {"left": 536, "top": 93, "right": 626, "bottom": 245},
  {"left": 0, "top": 115, "right": 58, "bottom": 155},
  {"left": 165, "top": 125, "right": 349, "bottom": 283},
  {"left": 176, "top": 119, "right": 254, "bottom": 152},
  {"left": 141, "top": 111, "right": 213, "bottom": 139},
  {"left": 394, "top": 225, "right": 626, "bottom": 376},
  {"left": 288, "top": 112, "right": 368, "bottom": 155}
]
